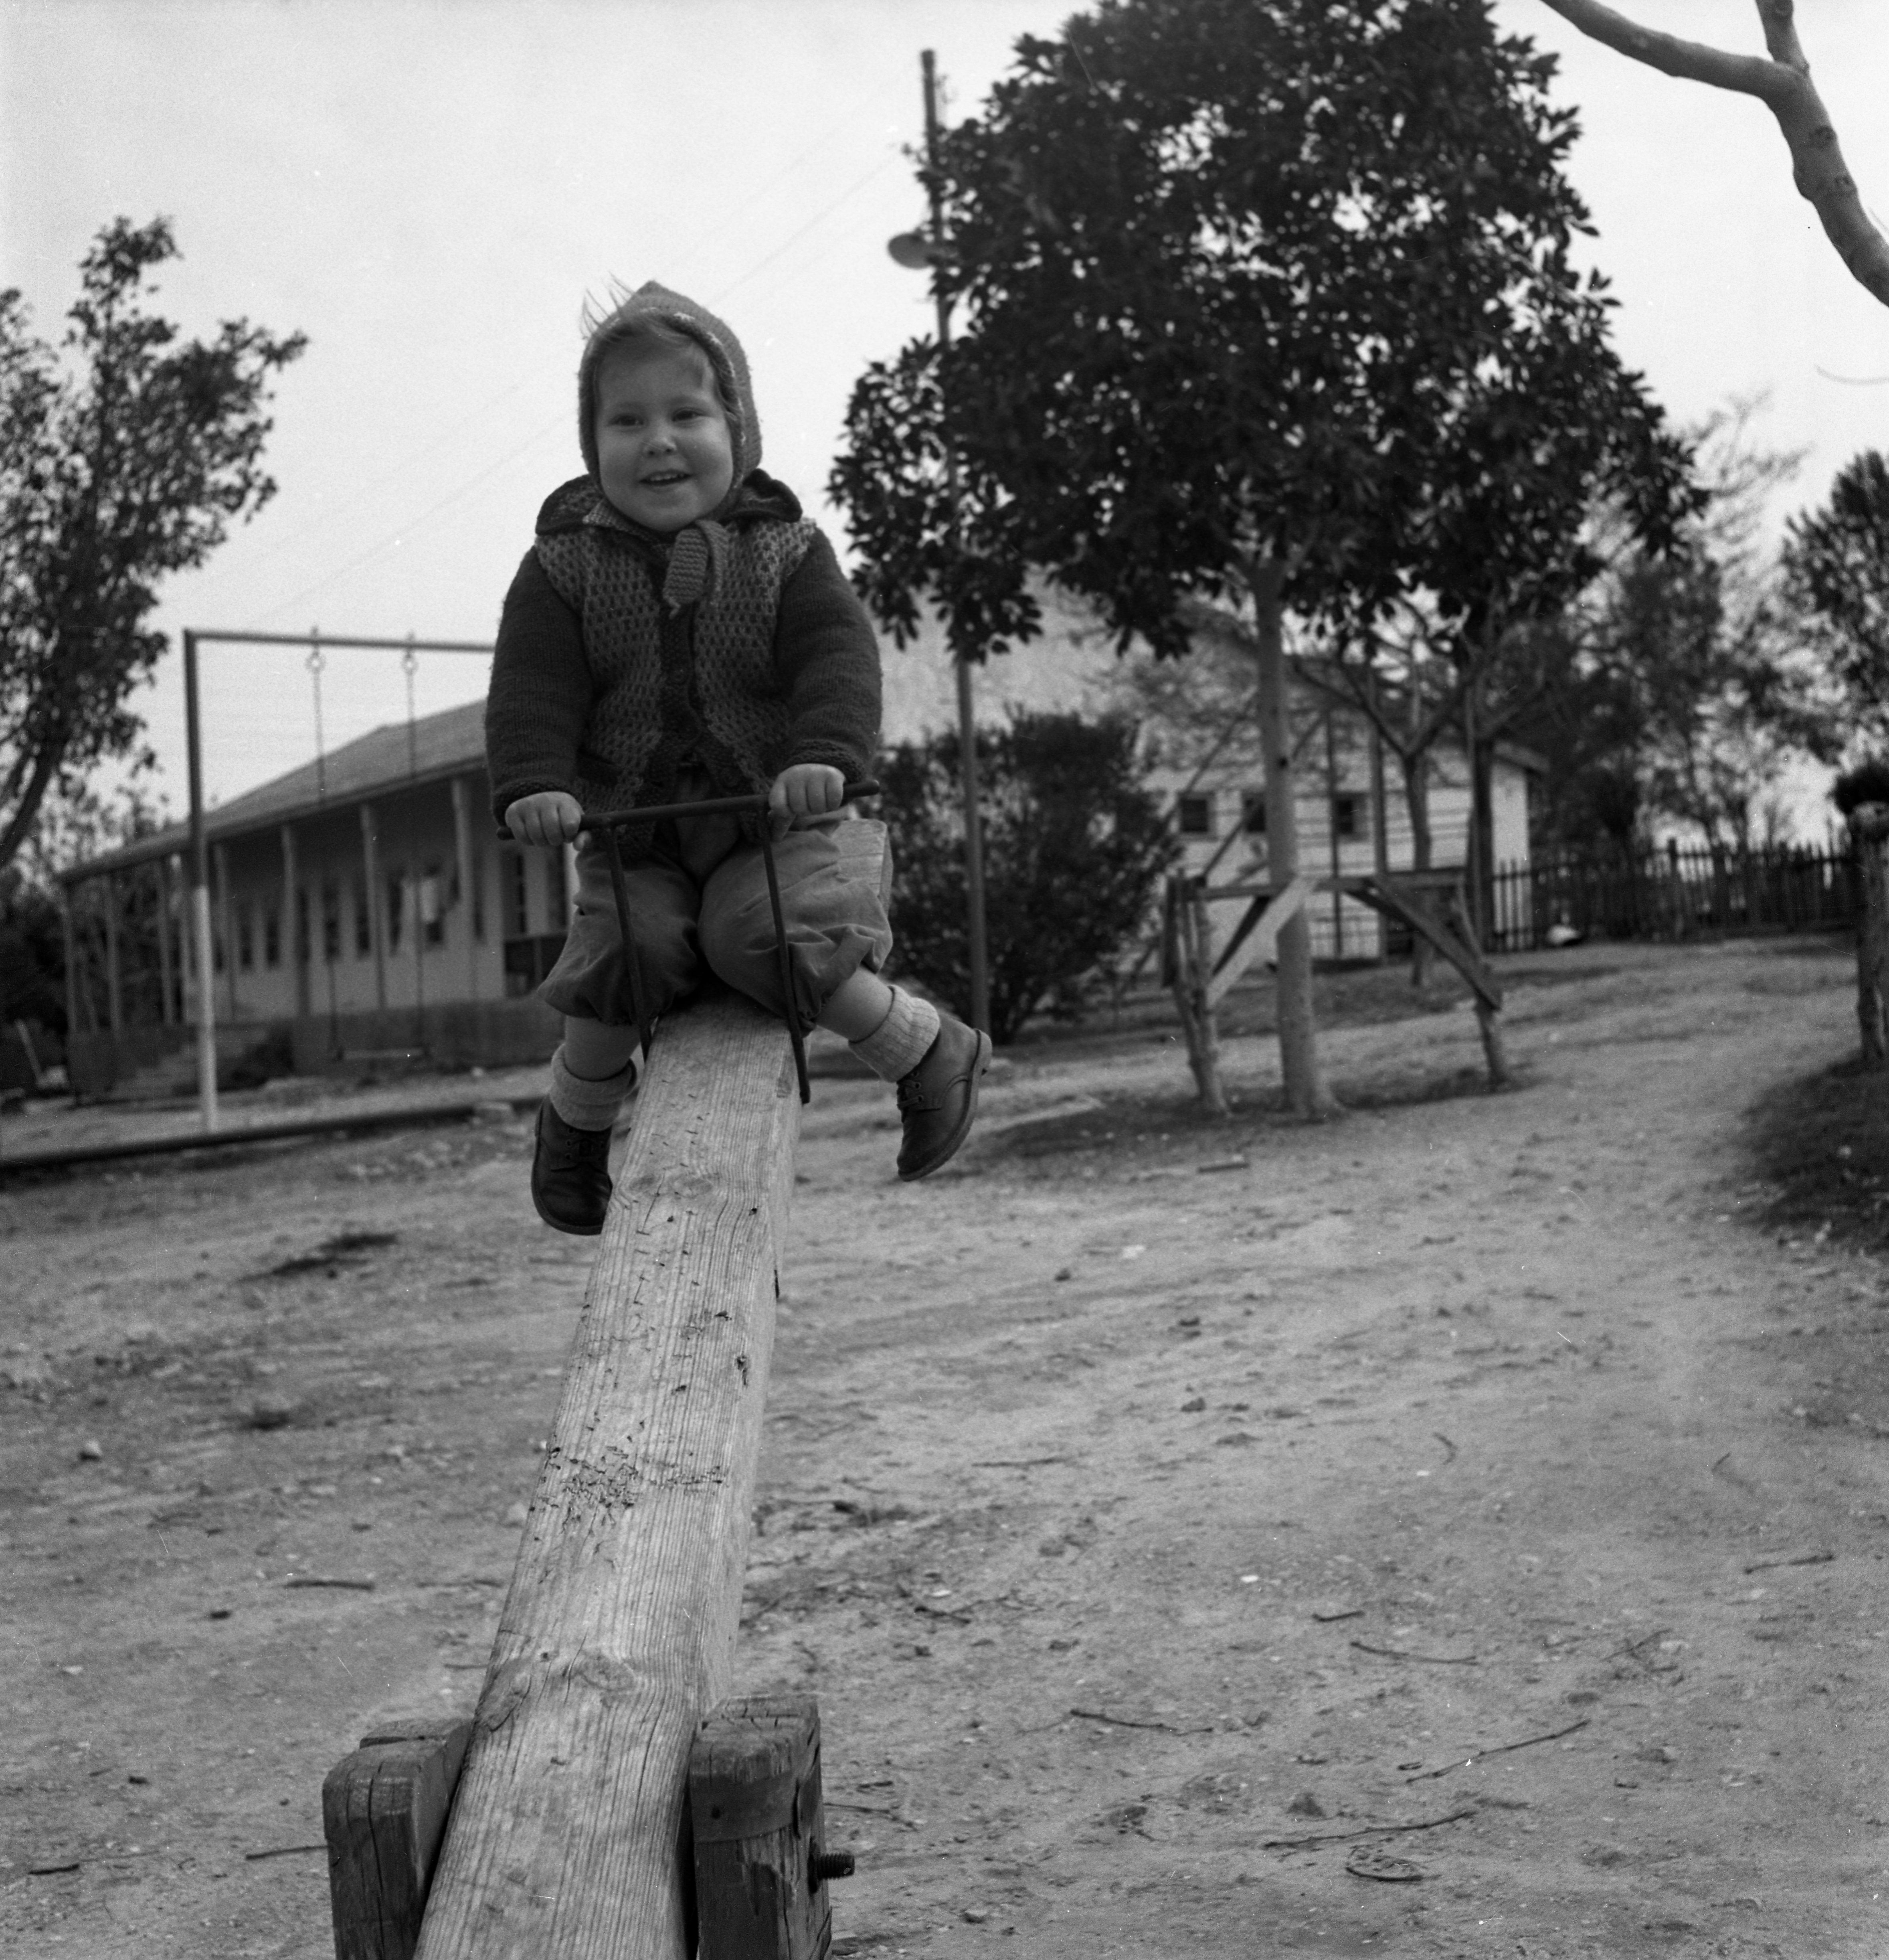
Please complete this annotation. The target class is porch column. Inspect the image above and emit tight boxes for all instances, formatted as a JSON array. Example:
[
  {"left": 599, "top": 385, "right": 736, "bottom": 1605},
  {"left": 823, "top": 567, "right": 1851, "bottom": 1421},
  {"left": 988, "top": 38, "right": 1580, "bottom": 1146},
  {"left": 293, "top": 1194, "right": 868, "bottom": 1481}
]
[
  {"left": 281, "top": 822, "right": 309, "bottom": 1017},
  {"left": 360, "top": 801, "right": 386, "bottom": 1011},
  {"left": 172, "top": 854, "right": 194, "bottom": 1016},
  {"left": 154, "top": 858, "right": 175, "bottom": 1025},
  {"left": 101, "top": 872, "right": 123, "bottom": 1033},
  {"left": 451, "top": 775, "right": 479, "bottom": 998},
  {"left": 215, "top": 843, "right": 238, "bottom": 1021}
]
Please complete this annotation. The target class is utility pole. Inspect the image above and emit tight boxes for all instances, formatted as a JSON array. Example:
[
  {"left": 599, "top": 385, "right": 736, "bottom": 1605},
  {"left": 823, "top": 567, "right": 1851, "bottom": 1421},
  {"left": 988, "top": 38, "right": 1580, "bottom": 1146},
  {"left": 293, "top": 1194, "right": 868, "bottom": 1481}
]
[{"left": 918, "top": 48, "right": 990, "bottom": 1037}]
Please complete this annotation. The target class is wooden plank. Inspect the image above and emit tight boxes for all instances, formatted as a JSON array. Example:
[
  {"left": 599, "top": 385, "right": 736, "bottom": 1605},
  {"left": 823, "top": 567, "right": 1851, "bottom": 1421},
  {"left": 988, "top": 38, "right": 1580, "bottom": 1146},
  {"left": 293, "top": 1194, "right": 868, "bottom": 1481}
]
[
  {"left": 413, "top": 819, "right": 886, "bottom": 1960},
  {"left": 324, "top": 1719, "right": 471, "bottom": 1960},
  {"left": 1204, "top": 875, "right": 1311, "bottom": 1011},
  {"left": 1443, "top": 893, "right": 1510, "bottom": 1088},
  {"left": 1352, "top": 879, "right": 1503, "bottom": 1012},
  {"left": 691, "top": 1694, "right": 845, "bottom": 1960}
]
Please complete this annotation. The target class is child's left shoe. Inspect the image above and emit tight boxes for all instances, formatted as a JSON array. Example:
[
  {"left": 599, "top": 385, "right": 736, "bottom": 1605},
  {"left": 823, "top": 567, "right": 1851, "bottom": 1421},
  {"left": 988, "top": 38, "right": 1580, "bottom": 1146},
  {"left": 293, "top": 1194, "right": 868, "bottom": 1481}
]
[
  {"left": 895, "top": 1014, "right": 993, "bottom": 1181},
  {"left": 531, "top": 1100, "right": 614, "bottom": 1235}
]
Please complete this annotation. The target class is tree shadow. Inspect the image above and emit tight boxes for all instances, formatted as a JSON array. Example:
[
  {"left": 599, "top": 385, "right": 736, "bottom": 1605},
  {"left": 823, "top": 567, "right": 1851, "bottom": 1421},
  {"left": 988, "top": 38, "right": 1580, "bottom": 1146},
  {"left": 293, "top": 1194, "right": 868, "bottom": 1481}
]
[{"left": 1745, "top": 1055, "right": 1889, "bottom": 1253}]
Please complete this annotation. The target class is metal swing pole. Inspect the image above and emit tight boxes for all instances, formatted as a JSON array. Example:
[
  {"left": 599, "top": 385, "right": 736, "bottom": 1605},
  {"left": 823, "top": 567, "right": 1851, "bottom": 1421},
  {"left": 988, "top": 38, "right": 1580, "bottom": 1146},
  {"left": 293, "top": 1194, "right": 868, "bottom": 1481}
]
[
  {"left": 183, "top": 630, "right": 219, "bottom": 1133},
  {"left": 179, "top": 626, "right": 497, "bottom": 1133}
]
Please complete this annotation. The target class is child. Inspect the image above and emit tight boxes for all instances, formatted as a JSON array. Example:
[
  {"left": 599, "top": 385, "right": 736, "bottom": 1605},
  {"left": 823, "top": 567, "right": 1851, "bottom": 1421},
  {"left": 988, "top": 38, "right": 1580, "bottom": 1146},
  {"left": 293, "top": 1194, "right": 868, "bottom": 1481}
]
[{"left": 485, "top": 280, "right": 990, "bottom": 1235}]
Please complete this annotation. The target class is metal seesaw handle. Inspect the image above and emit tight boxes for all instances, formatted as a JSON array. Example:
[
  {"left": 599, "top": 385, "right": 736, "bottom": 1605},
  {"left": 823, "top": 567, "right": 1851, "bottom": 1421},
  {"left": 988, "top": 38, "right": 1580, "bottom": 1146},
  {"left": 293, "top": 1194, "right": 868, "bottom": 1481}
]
[
  {"left": 579, "top": 777, "right": 881, "bottom": 832},
  {"left": 576, "top": 778, "right": 882, "bottom": 1106}
]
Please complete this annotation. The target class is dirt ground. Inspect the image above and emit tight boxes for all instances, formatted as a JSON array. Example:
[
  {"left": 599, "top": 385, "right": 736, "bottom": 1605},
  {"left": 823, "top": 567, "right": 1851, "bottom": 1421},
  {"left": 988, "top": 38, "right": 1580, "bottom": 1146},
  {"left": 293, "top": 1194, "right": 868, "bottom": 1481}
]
[{"left": 4, "top": 935, "right": 1887, "bottom": 1959}]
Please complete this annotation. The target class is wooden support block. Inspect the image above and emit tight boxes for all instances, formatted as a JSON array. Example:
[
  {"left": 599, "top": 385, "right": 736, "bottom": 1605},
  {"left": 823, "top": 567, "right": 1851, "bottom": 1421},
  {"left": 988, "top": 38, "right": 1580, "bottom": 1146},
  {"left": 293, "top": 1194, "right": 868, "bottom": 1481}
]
[
  {"left": 691, "top": 1694, "right": 849, "bottom": 1960},
  {"left": 323, "top": 1719, "right": 471, "bottom": 1960}
]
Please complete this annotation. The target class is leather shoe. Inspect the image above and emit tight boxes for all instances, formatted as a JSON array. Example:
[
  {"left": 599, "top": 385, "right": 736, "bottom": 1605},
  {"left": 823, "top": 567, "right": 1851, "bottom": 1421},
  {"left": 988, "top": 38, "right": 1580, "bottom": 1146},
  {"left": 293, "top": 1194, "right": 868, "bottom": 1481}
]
[
  {"left": 896, "top": 1014, "right": 993, "bottom": 1181},
  {"left": 531, "top": 1099, "right": 613, "bottom": 1235}
]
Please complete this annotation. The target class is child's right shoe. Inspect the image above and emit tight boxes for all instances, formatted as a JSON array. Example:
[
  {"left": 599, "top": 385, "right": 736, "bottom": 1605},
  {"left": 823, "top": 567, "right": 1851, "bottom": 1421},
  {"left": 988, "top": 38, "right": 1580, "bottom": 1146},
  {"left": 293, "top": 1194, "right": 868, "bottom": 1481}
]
[
  {"left": 530, "top": 1100, "right": 614, "bottom": 1235},
  {"left": 895, "top": 1014, "right": 993, "bottom": 1181}
]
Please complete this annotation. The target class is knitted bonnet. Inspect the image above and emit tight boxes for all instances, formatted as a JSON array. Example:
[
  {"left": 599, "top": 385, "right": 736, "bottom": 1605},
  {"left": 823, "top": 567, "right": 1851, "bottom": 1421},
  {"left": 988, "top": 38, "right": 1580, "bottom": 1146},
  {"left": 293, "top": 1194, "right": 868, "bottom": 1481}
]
[{"left": 576, "top": 281, "right": 761, "bottom": 495}]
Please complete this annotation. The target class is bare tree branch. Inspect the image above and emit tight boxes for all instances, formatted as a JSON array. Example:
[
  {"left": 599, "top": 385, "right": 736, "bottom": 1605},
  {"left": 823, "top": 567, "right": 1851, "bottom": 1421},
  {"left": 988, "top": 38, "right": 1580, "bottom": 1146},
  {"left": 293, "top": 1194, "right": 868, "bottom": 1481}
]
[{"left": 1537, "top": 0, "right": 1889, "bottom": 307}]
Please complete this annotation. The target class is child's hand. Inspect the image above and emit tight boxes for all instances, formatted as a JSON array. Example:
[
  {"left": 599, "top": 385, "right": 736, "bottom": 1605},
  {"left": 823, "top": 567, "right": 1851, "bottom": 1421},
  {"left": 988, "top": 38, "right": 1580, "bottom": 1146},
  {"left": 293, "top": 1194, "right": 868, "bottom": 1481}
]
[
  {"left": 768, "top": 764, "right": 846, "bottom": 835},
  {"left": 505, "top": 791, "right": 584, "bottom": 847}
]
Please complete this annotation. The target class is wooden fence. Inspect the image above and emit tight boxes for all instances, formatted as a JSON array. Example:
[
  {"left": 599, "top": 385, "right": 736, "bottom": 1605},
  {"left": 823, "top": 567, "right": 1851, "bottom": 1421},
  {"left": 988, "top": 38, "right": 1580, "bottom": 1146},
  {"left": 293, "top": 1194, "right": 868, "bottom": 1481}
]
[{"left": 1488, "top": 840, "right": 1858, "bottom": 953}]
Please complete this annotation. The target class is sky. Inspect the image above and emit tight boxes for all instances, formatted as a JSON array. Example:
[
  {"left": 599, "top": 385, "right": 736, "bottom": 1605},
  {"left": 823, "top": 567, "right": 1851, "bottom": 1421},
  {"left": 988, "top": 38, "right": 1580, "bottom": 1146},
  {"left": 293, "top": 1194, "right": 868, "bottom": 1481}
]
[{"left": 4, "top": 0, "right": 1889, "bottom": 826}]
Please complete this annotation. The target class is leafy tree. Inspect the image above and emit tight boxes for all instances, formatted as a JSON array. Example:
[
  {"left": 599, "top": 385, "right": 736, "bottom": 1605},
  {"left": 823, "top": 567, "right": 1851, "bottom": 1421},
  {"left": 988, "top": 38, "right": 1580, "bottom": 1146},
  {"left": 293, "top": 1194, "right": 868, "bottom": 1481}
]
[
  {"left": 833, "top": 0, "right": 1691, "bottom": 1110},
  {"left": 1779, "top": 451, "right": 1889, "bottom": 765},
  {"left": 0, "top": 865, "right": 66, "bottom": 1046},
  {"left": 878, "top": 710, "right": 1175, "bottom": 1045},
  {"left": 0, "top": 779, "right": 170, "bottom": 1043},
  {"left": 0, "top": 217, "right": 304, "bottom": 871}
]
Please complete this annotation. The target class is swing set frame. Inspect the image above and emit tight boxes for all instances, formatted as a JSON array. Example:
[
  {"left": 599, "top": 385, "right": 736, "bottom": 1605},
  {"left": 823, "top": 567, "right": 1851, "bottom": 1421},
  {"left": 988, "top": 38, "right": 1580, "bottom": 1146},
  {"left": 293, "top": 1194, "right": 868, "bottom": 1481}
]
[{"left": 180, "top": 627, "right": 493, "bottom": 1135}]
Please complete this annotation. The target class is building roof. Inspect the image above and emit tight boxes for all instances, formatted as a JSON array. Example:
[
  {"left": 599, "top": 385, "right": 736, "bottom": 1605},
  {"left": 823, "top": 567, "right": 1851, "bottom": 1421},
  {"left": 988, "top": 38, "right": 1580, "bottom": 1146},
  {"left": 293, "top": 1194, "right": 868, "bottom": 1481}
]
[{"left": 64, "top": 698, "right": 488, "bottom": 883}]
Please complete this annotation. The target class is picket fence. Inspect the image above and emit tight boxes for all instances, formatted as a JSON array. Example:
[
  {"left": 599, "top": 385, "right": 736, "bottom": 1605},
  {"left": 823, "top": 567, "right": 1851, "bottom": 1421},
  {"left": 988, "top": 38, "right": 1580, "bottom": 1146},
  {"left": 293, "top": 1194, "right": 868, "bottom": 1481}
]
[{"left": 1487, "top": 840, "right": 1858, "bottom": 954}]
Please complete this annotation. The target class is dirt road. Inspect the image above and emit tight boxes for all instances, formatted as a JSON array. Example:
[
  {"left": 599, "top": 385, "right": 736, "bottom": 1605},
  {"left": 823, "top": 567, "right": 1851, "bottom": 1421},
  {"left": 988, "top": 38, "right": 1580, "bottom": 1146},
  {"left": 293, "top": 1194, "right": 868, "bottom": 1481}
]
[{"left": 3, "top": 937, "right": 1885, "bottom": 1957}]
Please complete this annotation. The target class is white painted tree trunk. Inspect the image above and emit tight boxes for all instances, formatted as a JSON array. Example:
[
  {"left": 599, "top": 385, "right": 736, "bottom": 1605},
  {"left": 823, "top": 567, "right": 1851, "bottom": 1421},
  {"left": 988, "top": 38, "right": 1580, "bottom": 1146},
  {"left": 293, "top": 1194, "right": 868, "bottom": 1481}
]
[{"left": 1250, "top": 561, "right": 1335, "bottom": 1118}]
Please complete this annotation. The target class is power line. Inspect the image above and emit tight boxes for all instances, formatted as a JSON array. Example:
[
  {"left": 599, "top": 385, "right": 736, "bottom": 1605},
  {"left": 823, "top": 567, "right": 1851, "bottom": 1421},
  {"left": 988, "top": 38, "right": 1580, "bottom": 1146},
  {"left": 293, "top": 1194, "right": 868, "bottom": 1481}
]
[
  {"left": 241, "top": 413, "right": 567, "bottom": 630},
  {"left": 663, "top": 80, "right": 898, "bottom": 288},
  {"left": 234, "top": 143, "right": 911, "bottom": 626},
  {"left": 709, "top": 151, "right": 904, "bottom": 306}
]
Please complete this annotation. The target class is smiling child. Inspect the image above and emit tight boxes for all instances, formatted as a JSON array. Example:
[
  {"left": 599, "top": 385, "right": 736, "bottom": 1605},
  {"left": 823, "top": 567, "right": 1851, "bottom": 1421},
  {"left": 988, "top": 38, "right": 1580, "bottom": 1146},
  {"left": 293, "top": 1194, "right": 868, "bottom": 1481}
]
[{"left": 484, "top": 281, "right": 990, "bottom": 1233}]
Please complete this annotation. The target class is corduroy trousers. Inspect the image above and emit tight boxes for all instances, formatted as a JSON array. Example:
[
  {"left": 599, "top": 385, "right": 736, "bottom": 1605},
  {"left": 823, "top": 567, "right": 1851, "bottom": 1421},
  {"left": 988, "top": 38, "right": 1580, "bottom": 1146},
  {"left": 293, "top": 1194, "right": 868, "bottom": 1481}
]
[{"left": 539, "top": 786, "right": 892, "bottom": 1035}]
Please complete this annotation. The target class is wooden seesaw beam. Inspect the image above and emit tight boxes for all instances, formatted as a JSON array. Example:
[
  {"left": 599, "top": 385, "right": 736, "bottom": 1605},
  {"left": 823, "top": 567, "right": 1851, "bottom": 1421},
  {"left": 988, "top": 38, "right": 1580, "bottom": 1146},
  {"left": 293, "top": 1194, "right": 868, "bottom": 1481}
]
[{"left": 324, "top": 820, "right": 888, "bottom": 1960}]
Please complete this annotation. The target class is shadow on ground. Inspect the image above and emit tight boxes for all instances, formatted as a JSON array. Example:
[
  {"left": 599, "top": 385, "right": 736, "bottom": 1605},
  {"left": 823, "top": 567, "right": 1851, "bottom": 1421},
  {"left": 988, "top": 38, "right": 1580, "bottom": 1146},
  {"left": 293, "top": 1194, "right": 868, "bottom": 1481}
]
[{"left": 1747, "top": 1053, "right": 1889, "bottom": 1254}]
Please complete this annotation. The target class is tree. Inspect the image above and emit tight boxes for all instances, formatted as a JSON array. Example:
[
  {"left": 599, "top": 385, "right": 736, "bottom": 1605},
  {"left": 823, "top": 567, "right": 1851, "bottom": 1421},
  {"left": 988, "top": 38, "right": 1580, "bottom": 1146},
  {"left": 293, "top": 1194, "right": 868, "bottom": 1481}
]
[
  {"left": 833, "top": 0, "right": 1691, "bottom": 1105},
  {"left": 1535, "top": 1, "right": 1889, "bottom": 310},
  {"left": 1477, "top": 403, "right": 1810, "bottom": 861},
  {"left": 1778, "top": 452, "right": 1889, "bottom": 765},
  {"left": 878, "top": 710, "right": 1175, "bottom": 1045},
  {"left": 0, "top": 779, "right": 170, "bottom": 1046},
  {"left": 0, "top": 217, "right": 304, "bottom": 871}
]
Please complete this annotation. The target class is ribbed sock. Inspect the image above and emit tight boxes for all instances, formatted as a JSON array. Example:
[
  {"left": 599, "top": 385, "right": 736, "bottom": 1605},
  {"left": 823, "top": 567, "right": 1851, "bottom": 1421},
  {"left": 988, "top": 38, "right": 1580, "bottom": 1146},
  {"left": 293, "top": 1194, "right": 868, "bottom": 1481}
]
[
  {"left": 849, "top": 986, "right": 942, "bottom": 1083},
  {"left": 548, "top": 1045, "right": 639, "bottom": 1132}
]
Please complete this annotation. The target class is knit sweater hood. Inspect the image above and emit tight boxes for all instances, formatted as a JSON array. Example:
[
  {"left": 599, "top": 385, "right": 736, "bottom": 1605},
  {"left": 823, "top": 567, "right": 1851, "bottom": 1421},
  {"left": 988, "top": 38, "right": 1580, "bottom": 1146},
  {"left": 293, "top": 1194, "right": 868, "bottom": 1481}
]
[{"left": 575, "top": 281, "right": 761, "bottom": 495}]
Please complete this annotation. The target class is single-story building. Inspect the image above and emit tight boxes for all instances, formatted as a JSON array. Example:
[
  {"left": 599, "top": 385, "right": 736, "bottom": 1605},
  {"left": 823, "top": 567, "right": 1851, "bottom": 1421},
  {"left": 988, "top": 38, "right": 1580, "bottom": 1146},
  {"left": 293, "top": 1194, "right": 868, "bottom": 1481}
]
[
  {"left": 58, "top": 699, "right": 570, "bottom": 1095},
  {"left": 879, "top": 601, "right": 1540, "bottom": 963}
]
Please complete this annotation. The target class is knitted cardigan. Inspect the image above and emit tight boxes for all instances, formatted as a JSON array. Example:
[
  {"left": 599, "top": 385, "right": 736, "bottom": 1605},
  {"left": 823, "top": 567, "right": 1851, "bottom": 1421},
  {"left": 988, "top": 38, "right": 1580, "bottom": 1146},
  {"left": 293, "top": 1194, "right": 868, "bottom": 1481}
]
[{"left": 485, "top": 470, "right": 881, "bottom": 825}]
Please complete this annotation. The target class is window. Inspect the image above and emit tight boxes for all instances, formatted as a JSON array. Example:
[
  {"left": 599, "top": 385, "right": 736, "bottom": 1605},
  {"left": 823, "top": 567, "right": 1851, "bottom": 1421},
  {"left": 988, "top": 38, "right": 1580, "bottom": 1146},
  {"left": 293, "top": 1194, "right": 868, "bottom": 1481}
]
[
  {"left": 263, "top": 901, "right": 281, "bottom": 968},
  {"left": 421, "top": 861, "right": 446, "bottom": 948},
  {"left": 324, "top": 880, "right": 344, "bottom": 962},
  {"left": 354, "top": 878, "right": 371, "bottom": 957},
  {"left": 386, "top": 870, "right": 406, "bottom": 953},
  {"left": 1176, "top": 792, "right": 1213, "bottom": 837},
  {"left": 1332, "top": 793, "right": 1363, "bottom": 840},
  {"left": 1241, "top": 791, "right": 1267, "bottom": 835},
  {"left": 236, "top": 900, "right": 254, "bottom": 971}
]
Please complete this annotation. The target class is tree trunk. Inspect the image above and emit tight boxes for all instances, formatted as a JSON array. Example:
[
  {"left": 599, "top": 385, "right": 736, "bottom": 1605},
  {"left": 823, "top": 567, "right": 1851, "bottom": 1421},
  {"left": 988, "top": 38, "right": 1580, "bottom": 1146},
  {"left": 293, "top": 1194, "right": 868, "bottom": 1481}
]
[
  {"left": 1464, "top": 704, "right": 1497, "bottom": 946},
  {"left": 1400, "top": 748, "right": 1434, "bottom": 985},
  {"left": 1165, "top": 875, "right": 1230, "bottom": 1117},
  {"left": 1251, "top": 561, "right": 1334, "bottom": 1117},
  {"left": 1850, "top": 806, "right": 1889, "bottom": 1069}
]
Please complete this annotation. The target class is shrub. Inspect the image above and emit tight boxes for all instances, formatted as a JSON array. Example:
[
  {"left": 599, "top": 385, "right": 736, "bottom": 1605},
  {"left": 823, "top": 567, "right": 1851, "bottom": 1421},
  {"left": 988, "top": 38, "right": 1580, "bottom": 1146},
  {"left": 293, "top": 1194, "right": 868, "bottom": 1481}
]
[
  {"left": 1834, "top": 759, "right": 1889, "bottom": 816},
  {"left": 878, "top": 710, "right": 1176, "bottom": 1044}
]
